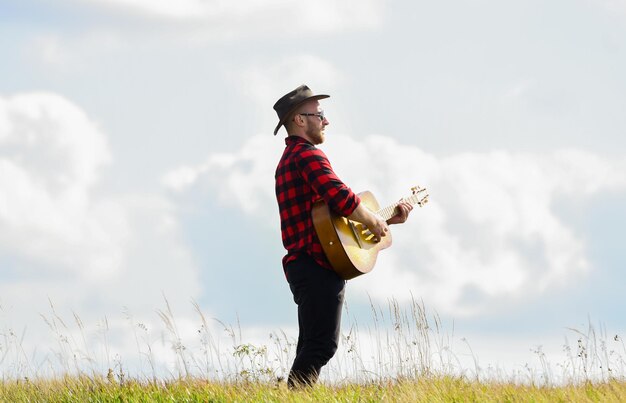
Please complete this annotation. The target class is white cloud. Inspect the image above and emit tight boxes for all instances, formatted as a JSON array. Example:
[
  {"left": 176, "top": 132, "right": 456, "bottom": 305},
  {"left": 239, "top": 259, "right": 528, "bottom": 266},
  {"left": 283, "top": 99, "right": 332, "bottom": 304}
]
[
  {"left": 325, "top": 137, "right": 625, "bottom": 315},
  {"left": 25, "top": 31, "right": 128, "bottom": 71},
  {"left": 0, "top": 93, "right": 119, "bottom": 279},
  {"left": 164, "top": 133, "right": 626, "bottom": 316},
  {"left": 163, "top": 135, "right": 280, "bottom": 216},
  {"left": 234, "top": 55, "right": 343, "bottom": 113},
  {"left": 94, "top": 0, "right": 220, "bottom": 19},
  {"left": 0, "top": 91, "right": 208, "bottom": 378},
  {"left": 217, "top": 54, "right": 344, "bottom": 137},
  {"left": 79, "top": 0, "right": 384, "bottom": 37},
  {"left": 27, "top": 36, "right": 75, "bottom": 68},
  {"left": 503, "top": 79, "right": 535, "bottom": 101},
  {"left": 0, "top": 92, "right": 201, "bottom": 314},
  {"left": 595, "top": 0, "right": 626, "bottom": 14}
]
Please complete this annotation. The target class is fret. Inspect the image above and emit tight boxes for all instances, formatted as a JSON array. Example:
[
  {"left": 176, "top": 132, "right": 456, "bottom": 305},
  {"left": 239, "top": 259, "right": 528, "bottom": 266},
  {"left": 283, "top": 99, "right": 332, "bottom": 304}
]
[{"left": 375, "top": 187, "right": 428, "bottom": 220}]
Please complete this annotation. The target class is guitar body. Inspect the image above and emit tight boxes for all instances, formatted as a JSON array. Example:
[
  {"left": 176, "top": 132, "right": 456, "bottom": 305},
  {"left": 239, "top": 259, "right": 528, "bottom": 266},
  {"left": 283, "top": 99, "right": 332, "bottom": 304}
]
[{"left": 312, "top": 191, "right": 392, "bottom": 280}]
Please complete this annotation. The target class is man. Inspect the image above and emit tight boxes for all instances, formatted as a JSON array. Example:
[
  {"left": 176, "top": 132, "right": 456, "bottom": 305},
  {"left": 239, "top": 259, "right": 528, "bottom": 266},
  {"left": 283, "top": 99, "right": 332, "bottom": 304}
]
[{"left": 273, "top": 85, "right": 413, "bottom": 388}]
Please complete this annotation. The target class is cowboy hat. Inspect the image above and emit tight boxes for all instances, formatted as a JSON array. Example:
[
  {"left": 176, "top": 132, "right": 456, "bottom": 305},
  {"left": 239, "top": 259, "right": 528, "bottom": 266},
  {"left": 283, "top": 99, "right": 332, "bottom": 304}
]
[{"left": 273, "top": 85, "right": 329, "bottom": 135}]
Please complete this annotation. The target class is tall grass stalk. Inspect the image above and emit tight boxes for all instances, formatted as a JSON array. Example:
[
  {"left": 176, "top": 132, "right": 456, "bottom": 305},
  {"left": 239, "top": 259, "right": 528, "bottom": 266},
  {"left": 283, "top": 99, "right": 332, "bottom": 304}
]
[{"left": 1, "top": 296, "right": 624, "bottom": 389}]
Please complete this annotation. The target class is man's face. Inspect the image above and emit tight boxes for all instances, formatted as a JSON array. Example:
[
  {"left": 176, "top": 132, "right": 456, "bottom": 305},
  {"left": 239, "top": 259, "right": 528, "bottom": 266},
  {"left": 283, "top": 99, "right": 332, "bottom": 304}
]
[{"left": 300, "top": 101, "right": 329, "bottom": 145}]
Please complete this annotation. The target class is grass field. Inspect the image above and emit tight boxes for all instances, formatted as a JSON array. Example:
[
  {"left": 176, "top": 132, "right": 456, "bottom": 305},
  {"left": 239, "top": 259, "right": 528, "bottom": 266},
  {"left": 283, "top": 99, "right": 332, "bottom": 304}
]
[
  {"left": 2, "top": 376, "right": 626, "bottom": 402},
  {"left": 2, "top": 298, "right": 625, "bottom": 401}
]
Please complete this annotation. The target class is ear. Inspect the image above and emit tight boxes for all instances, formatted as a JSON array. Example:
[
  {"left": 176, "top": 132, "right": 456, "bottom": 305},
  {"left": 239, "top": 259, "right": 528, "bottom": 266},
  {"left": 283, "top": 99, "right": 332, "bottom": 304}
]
[{"left": 292, "top": 113, "right": 305, "bottom": 127}]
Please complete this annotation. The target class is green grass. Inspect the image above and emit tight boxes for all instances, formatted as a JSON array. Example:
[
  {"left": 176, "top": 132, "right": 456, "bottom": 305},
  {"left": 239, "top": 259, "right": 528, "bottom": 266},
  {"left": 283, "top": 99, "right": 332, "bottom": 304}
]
[
  {"left": 2, "top": 297, "right": 626, "bottom": 401},
  {"left": 2, "top": 376, "right": 626, "bottom": 402}
]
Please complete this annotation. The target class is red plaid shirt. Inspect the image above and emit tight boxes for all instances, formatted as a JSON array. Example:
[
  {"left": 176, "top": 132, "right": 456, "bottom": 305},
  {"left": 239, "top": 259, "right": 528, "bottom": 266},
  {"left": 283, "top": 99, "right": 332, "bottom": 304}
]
[{"left": 275, "top": 136, "right": 361, "bottom": 271}]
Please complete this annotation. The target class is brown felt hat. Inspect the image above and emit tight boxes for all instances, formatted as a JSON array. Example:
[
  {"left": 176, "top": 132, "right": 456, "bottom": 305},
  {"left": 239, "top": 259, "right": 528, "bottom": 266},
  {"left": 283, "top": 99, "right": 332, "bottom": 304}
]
[{"left": 273, "top": 85, "right": 329, "bottom": 135}]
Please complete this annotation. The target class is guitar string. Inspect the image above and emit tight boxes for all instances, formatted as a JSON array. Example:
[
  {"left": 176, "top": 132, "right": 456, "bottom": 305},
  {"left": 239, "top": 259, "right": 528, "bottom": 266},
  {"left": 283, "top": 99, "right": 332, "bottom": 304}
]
[{"left": 376, "top": 193, "right": 422, "bottom": 220}]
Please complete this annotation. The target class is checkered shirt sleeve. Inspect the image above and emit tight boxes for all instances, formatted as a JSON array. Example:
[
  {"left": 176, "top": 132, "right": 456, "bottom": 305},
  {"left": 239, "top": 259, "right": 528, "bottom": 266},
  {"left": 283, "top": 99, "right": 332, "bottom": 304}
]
[{"left": 275, "top": 136, "right": 361, "bottom": 270}]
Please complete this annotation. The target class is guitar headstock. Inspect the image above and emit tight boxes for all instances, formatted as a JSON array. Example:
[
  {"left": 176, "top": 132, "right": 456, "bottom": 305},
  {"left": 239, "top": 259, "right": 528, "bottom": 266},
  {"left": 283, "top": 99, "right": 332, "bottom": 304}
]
[{"left": 409, "top": 185, "right": 429, "bottom": 207}]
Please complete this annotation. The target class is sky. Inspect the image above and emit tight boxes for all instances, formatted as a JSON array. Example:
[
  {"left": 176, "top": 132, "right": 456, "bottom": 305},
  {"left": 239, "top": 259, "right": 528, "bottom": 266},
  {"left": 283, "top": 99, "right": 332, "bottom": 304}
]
[{"left": 1, "top": 0, "right": 626, "bottom": 382}]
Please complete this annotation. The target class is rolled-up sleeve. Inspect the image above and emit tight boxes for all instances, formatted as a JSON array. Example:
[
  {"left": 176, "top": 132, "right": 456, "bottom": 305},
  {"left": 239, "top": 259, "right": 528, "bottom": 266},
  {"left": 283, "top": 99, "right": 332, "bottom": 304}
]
[{"left": 297, "top": 145, "right": 360, "bottom": 217}]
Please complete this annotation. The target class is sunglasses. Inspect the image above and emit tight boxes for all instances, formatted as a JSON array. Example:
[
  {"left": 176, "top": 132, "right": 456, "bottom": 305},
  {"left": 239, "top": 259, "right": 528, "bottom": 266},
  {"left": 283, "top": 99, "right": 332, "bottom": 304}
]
[{"left": 299, "top": 111, "right": 325, "bottom": 121}]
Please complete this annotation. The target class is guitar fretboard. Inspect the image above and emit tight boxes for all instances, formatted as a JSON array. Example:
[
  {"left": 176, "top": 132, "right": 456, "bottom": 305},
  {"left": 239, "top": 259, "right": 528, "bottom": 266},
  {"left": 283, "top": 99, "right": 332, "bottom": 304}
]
[{"left": 376, "top": 192, "right": 427, "bottom": 221}]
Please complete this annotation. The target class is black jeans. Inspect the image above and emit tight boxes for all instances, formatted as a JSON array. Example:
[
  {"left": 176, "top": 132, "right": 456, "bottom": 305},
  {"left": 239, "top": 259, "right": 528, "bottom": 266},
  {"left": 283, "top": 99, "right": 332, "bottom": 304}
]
[{"left": 285, "top": 254, "right": 345, "bottom": 388}]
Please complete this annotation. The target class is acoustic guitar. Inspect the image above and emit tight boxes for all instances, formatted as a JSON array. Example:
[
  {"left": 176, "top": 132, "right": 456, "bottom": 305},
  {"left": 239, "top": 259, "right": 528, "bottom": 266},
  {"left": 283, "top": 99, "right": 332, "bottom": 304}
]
[{"left": 312, "top": 186, "right": 429, "bottom": 280}]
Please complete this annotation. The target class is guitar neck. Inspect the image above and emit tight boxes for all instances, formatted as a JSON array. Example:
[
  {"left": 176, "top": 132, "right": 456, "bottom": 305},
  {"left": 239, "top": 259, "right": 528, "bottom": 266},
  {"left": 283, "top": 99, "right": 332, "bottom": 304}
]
[{"left": 376, "top": 193, "right": 425, "bottom": 221}]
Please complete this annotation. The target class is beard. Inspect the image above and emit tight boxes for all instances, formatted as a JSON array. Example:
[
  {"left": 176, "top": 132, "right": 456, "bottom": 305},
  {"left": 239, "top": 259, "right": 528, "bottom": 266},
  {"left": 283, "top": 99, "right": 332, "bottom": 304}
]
[{"left": 306, "top": 125, "right": 325, "bottom": 145}]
